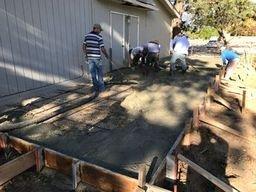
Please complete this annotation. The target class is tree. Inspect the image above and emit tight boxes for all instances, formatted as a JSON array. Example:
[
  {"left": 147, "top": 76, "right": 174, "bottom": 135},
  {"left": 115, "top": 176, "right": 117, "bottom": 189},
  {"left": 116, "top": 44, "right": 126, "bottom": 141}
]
[{"left": 188, "top": 0, "right": 256, "bottom": 35}]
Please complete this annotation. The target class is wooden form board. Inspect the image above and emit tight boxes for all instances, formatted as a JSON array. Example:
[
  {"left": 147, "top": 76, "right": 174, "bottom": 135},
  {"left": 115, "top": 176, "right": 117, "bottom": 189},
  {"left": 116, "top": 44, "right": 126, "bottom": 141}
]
[
  {"left": 150, "top": 120, "right": 192, "bottom": 186},
  {"left": 149, "top": 71, "right": 255, "bottom": 190},
  {"left": 8, "top": 135, "right": 39, "bottom": 153},
  {"left": 0, "top": 150, "right": 36, "bottom": 185},
  {"left": 80, "top": 161, "right": 138, "bottom": 192},
  {"left": 177, "top": 154, "right": 239, "bottom": 192},
  {"left": 44, "top": 147, "right": 139, "bottom": 192},
  {"left": 1, "top": 133, "right": 170, "bottom": 192},
  {"left": 44, "top": 148, "right": 75, "bottom": 176}
]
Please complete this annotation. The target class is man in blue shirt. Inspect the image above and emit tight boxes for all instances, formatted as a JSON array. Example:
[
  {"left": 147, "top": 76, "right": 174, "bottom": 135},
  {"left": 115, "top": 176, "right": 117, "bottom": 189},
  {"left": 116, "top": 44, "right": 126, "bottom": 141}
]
[
  {"left": 129, "top": 46, "right": 144, "bottom": 67},
  {"left": 83, "top": 24, "right": 109, "bottom": 93},
  {"left": 144, "top": 40, "right": 161, "bottom": 71},
  {"left": 220, "top": 46, "right": 239, "bottom": 80},
  {"left": 169, "top": 29, "right": 190, "bottom": 74}
]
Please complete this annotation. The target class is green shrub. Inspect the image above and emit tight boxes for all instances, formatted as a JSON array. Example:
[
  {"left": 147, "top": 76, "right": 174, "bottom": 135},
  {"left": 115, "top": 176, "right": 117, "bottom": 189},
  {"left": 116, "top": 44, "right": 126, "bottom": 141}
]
[{"left": 187, "top": 26, "right": 219, "bottom": 40}]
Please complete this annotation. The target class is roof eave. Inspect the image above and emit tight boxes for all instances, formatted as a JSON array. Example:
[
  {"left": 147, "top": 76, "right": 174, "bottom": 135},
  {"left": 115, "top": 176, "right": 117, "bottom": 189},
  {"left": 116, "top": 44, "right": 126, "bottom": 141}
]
[
  {"left": 159, "top": 0, "right": 180, "bottom": 18},
  {"left": 104, "top": 0, "right": 159, "bottom": 11},
  {"left": 125, "top": 0, "right": 159, "bottom": 11}
]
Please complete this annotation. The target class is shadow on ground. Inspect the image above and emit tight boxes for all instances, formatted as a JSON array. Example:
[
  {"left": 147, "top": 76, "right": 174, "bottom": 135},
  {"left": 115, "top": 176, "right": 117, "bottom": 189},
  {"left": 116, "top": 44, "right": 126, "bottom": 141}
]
[{"left": 3, "top": 55, "right": 221, "bottom": 181}]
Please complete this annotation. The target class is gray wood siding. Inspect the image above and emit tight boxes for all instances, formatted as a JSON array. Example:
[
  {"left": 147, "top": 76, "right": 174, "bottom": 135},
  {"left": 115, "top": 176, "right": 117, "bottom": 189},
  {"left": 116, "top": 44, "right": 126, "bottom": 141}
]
[{"left": 0, "top": 0, "right": 88, "bottom": 97}]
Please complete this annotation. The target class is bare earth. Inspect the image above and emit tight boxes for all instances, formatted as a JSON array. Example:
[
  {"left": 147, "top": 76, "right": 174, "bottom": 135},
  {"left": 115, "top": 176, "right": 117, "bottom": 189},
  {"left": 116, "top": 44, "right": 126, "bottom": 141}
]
[
  {"left": 2, "top": 37, "right": 256, "bottom": 191},
  {"left": 6, "top": 53, "right": 218, "bottom": 181}
]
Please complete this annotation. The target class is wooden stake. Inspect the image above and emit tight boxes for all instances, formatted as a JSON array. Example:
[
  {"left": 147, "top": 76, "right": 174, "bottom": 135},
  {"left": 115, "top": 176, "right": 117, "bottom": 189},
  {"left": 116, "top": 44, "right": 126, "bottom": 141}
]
[
  {"left": 193, "top": 108, "right": 199, "bottom": 129},
  {"left": 0, "top": 133, "right": 8, "bottom": 149},
  {"left": 177, "top": 154, "right": 239, "bottom": 192},
  {"left": 214, "top": 75, "right": 220, "bottom": 91},
  {"left": 72, "top": 160, "right": 81, "bottom": 190},
  {"left": 35, "top": 147, "right": 44, "bottom": 172},
  {"left": 204, "top": 95, "right": 211, "bottom": 111},
  {"left": 138, "top": 165, "right": 147, "bottom": 189},
  {"left": 198, "top": 103, "right": 206, "bottom": 118},
  {"left": 242, "top": 90, "right": 246, "bottom": 111},
  {"left": 219, "top": 67, "right": 226, "bottom": 79}
]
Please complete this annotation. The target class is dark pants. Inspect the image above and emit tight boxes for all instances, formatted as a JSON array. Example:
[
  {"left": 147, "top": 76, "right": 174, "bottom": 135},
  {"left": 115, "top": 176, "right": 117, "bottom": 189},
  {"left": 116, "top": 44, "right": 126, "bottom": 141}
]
[
  {"left": 131, "top": 54, "right": 142, "bottom": 67},
  {"left": 146, "top": 52, "right": 159, "bottom": 68}
]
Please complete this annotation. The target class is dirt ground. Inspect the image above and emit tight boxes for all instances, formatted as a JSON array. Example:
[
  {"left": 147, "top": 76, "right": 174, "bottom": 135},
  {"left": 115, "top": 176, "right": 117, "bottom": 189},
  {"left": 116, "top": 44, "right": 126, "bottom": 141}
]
[
  {"left": 0, "top": 51, "right": 218, "bottom": 182},
  {"left": 178, "top": 58, "right": 256, "bottom": 191},
  {"left": 1, "top": 38, "right": 255, "bottom": 191}
]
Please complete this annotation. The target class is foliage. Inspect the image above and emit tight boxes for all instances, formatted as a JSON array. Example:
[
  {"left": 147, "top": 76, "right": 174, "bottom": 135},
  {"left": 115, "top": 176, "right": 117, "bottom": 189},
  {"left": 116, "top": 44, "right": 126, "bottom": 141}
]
[
  {"left": 187, "top": 0, "right": 256, "bottom": 35},
  {"left": 187, "top": 26, "right": 218, "bottom": 39},
  {"left": 233, "top": 18, "right": 256, "bottom": 35}
]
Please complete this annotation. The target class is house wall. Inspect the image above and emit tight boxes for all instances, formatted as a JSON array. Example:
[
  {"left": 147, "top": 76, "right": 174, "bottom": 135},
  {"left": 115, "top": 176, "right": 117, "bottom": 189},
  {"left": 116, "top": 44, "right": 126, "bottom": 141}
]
[
  {"left": 93, "top": 0, "right": 173, "bottom": 62},
  {"left": 0, "top": 0, "right": 91, "bottom": 97},
  {"left": 0, "top": 0, "right": 174, "bottom": 97}
]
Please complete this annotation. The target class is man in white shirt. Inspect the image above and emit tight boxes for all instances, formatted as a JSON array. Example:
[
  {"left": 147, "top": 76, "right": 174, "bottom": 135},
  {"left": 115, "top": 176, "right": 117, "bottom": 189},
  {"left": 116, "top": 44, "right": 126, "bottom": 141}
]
[{"left": 169, "top": 29, "right": 190, "bottom": 74}]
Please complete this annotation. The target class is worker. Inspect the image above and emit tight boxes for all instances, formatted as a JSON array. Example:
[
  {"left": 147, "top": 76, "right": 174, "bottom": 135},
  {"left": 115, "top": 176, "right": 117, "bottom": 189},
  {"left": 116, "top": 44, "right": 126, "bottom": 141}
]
[
  {"left": 172, "top": 21, "right": 181, "bottom": 39},
  {"left": 129, "top": 46, "right": 144, "bottom": 67},
  {"left": 169, "top": 29, "right": 190, "bottom": 74},
  {"left": 144, "top": 40, "right": 161, "bottom": 71},
  {"left": 83, "top": 24, "right": 109, "bottom": 93},
  {"left": 220, "top": 46, "right": 239, "bottom": 80}
]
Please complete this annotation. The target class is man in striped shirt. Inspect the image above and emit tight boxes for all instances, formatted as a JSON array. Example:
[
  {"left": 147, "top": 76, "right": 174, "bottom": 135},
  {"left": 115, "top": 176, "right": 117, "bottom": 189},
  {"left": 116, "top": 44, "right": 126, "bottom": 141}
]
[{"left": 83, "top": 24, "right": 109, "bottom": 93}]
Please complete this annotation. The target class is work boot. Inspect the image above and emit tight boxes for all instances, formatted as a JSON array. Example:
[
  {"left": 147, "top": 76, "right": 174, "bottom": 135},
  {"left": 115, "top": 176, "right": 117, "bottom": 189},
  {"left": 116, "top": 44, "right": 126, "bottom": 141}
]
[
  {"left": 181, "top": 66, "right": 189, "bottom": 74},
  {"left": 169, "top": 68, "right": 174, "bottom": 76}
]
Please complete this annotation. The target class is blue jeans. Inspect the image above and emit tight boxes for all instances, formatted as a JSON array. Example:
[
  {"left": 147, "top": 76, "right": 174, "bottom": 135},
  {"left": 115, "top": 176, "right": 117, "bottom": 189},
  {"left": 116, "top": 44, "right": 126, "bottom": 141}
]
[
  {"left": 170, "top": 52, "right": 187, "bottom": 71},
  {"left": 88, "top": 59, "right": 105, "bottom": 92}
]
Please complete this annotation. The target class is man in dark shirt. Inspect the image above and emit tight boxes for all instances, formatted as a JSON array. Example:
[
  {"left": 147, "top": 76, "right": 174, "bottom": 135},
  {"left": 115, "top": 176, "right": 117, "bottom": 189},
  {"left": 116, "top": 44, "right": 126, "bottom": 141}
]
[
  {"left": 83, "top": 24, "right": 109, "bottom": 93},
  {"left": 144, "top": 40, "right": 161, "bottom": 71}
]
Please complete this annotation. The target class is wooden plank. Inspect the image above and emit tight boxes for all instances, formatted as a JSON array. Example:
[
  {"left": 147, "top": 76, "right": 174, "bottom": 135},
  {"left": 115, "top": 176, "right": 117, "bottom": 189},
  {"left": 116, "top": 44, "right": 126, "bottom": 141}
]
[
  {"left": 145, "top": 184, "right": 172, "bottom": 192},
  {"left": 219, "top": 89, "right": 242, "bottom": 101},
  {"left": 80, "top": 161, "right": 138, "bottom": 192},
  {"left": 166, "top": 155, "right": 177, "bottom": 184},
  {"left": 44, "top": 148, "right": 75, "bottom": 176},
  {"left": 8, "top": 135, "right": 39, "bottom": 153},
  {"left": 177, "top": 154, "right": 239, "bottom": 192},
  {"left": 210, "top": 91, "right": 237, "bottom": 112},
  {"left": 219, "top": 84, "right": 244, "bottom": 95},
  {"left": 0, "top": 150, "right": 36, "bottom": 185},
  {"left": 199, "top": 115, "right": 255, "bottom": 143}
]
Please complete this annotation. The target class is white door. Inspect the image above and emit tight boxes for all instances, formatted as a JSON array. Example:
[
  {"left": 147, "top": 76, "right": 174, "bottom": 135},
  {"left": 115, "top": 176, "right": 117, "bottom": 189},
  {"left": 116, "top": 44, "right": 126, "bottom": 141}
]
[
  {"left": 111, "top": 12, "right": 125, "bottom": 70},
  {"left": 111, "top": 12, "right": 139, "bottom": 70}
]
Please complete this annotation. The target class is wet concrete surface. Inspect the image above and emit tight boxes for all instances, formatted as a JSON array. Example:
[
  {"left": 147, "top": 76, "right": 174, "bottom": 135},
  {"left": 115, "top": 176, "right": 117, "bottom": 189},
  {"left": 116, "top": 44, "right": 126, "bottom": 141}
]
[{"left": 9, "top": 53, "right": 219, "bottom": 179}]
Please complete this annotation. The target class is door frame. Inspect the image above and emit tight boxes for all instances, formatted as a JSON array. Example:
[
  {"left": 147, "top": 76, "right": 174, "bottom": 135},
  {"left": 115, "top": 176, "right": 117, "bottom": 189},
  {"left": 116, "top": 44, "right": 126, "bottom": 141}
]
[{"left": 109, "top": 11, "right": 139, "bottom": 64}]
